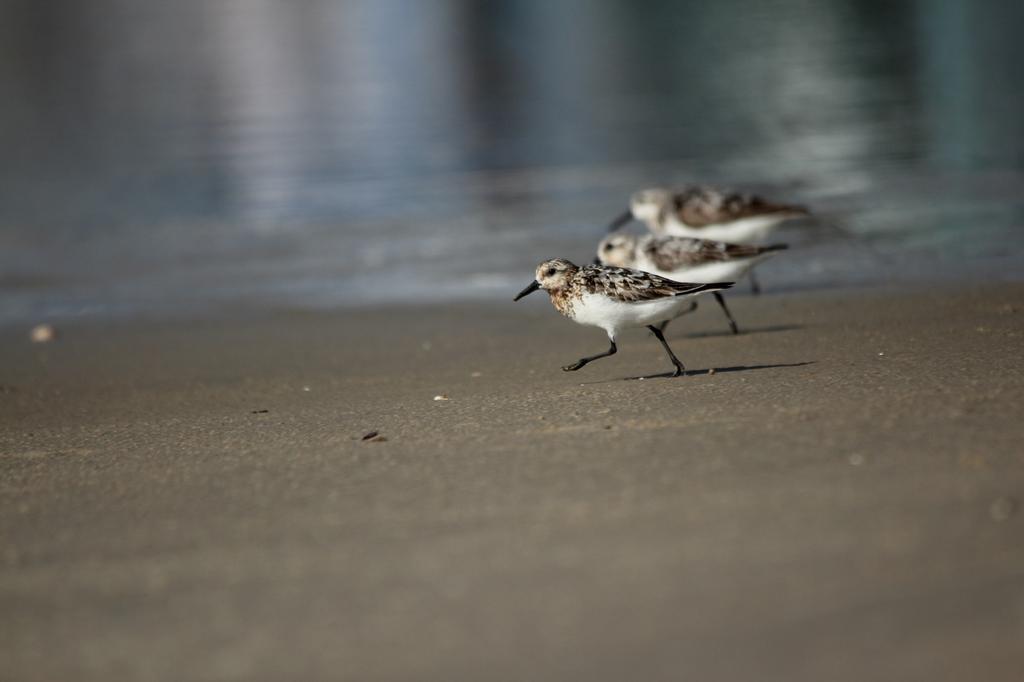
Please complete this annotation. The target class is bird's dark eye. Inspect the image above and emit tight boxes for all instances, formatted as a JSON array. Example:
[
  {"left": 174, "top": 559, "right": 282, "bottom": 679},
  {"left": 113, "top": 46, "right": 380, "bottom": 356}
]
[
  {"left": 603, "top": 243, "right": 613, "bottom": 251},
  {"left": 545, "top": 268, "right": 556, "bottom": 277}
]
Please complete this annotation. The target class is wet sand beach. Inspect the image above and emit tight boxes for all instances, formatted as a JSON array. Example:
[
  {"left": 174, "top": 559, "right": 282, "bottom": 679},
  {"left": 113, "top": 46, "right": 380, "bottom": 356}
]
[{"left": 2, "top": 284, "right": 1024, "bottom": 680}]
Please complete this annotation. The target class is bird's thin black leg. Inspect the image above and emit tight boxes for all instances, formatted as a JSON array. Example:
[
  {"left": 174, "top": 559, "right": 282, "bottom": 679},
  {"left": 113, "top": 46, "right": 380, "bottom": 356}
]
[
  {"left": 652, "top": 301, "right": 697, "bottom": 336},
  {"left": 647, "top": 325, "right": 686, "bottom": 377},
  {"left": 676, "top": 300, "right": 698, "bottom": 318},
  {"left": 713, "top": 292, "right": 740, "bottom": 335},
  {"left": 562, "top": 339, "right": 617, "bottom": 372},
  {"left": 749, "top": 271, "right": 762, "bottom": 296}
]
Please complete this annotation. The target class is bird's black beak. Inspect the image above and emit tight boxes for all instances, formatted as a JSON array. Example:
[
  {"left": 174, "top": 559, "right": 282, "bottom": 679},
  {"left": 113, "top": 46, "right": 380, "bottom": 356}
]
[
  {"left": 592, "top": 257, "right": 601, "bottom": 265},
  {"left": 607, "top": 209, "right": 633, "bottom": 232},
  {"left": 513, "top": 280, "right": 541, "bottom": 301}
]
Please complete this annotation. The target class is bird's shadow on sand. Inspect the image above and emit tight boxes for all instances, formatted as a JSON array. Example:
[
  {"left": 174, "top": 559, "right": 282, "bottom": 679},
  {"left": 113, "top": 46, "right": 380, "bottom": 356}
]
[
  {"left": 677, "top": 324, "right": 804, "bottom": 340},
  {"left": 580, "top": 361, "right": 816, "bottom": 384}
]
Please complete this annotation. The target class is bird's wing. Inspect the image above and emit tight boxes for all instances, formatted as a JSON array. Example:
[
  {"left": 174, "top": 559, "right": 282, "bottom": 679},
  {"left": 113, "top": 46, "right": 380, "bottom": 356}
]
[
  {"left": 643, "top": 236, "right": 771, "bottom": 269},
  {"left": 578, "top": 265, "right": 728, "bottom": 303},
  {"left": 671, "top": 186, "right": 806, "bottom": 227}
]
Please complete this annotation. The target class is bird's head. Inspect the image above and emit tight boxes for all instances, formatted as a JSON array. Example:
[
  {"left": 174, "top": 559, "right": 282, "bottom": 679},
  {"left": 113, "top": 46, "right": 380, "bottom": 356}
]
[
  {"left": 513, "top": 258, "right": 576, "bottom": 301},
  {"left": 596, "top": 233, "right": 638, "bottom": 268},
  {"left": 629, "top": 187, "right": 672, "bottom": 224}
]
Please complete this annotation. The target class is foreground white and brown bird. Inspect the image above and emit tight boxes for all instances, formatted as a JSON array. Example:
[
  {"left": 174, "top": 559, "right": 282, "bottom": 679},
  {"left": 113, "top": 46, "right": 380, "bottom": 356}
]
[
  {"left": 596, "top": 232, "right": 788, "bottom": 334},
  {"left": 608, "top": 186, "right": 808, "bottom": 245},
  {"left": 513, "top": 258, "right": 732, "bottom": 376}
]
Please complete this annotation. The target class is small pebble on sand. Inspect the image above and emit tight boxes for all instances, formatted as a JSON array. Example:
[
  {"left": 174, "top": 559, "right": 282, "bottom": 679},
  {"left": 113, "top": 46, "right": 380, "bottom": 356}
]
[
  {"left": 433, "top": 394, "right": 449, "bottom": 401},
  {"left": 708, "top": 368, "right": 716, "bottom": 375},
  {"left": 470, "top": 371, "right": 482, "bottom": 378},
  {"left": 30, "top": 324, "right": 56, "bottom": 343}
]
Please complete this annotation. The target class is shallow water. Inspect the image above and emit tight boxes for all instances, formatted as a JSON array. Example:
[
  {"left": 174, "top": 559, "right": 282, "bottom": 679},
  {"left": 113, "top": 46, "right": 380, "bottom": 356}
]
[{"left": 1, "top": 0, "right": 1023, "bottom": 322}]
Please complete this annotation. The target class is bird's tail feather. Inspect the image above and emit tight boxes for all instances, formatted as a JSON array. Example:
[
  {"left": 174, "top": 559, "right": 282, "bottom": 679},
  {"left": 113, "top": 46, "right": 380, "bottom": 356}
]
[{"left": 675, "top": 282, "right": 733, "bottom": 296}]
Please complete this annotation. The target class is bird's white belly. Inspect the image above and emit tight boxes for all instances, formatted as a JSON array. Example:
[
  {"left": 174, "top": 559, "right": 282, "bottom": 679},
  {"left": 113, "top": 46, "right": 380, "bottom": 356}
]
[
  {"left": 662, "top": 215, "right": 787, "bottom": 243},
  {"left": 570, "top": 292, "right": 696, "bottom": 338}
]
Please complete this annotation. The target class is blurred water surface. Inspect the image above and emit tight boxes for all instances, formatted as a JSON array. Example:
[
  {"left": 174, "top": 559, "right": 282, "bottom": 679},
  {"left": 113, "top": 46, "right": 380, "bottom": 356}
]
[{"left": 1, "top": 0, "right": 1023, "bottom": 321}]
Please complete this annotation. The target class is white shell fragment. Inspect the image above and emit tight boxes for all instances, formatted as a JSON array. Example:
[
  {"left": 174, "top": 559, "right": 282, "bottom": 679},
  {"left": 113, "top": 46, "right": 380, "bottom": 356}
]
[{"left": 30, "top": 324, "right": 57, "bottom": 343}]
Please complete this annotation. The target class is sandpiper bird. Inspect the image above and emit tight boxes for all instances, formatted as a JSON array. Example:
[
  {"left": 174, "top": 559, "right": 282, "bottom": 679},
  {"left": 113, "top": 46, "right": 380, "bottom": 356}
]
[
  {"left": 608, "top": 186, "right": 808, "bottom": 244},
  {"left": 513, "top": 258, "right": 732, "bottom": 377},
  {"left": 596, "top": 232, "right": 788, "bottom": 334}
]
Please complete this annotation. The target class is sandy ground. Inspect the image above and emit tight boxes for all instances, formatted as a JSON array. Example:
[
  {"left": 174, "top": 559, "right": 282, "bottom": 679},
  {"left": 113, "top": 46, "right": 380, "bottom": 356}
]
[{"left": 1, "top": 284, "right": 1023, "bottom": 681}]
